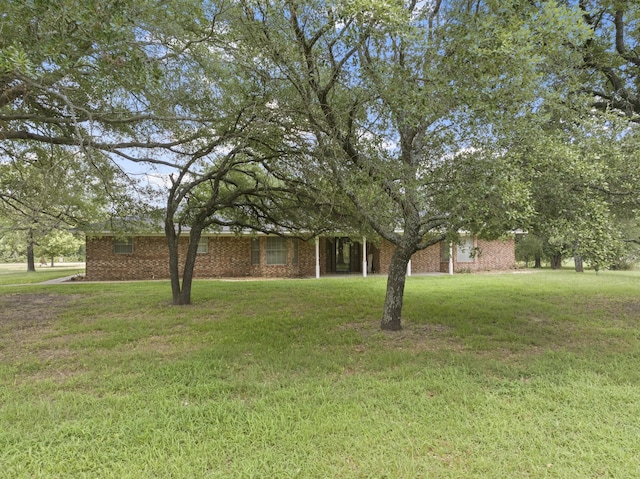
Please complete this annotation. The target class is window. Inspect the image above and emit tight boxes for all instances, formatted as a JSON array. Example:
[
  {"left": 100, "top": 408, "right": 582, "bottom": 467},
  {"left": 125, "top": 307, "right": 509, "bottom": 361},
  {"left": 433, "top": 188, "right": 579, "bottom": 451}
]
[
  {"left": 292, "top": 239, "right": 298, "bottom": 265},
  {"left": 251, "top": 238, "right": 260, "bottom": 265},
  {"left": 197, "top": 237, "right": 208, "bottom": 254},
  {"left": 266, "top": 237, "right": 287, "bottom": 265},
  {"left": 440, "top": 241, "right": 450, "bottom": 261},
  {"left": 456, "top": 237, "right": 474, "bottom": 263},
  {"left": 113, "top": 237, "right": 133, "bottom": 254}
]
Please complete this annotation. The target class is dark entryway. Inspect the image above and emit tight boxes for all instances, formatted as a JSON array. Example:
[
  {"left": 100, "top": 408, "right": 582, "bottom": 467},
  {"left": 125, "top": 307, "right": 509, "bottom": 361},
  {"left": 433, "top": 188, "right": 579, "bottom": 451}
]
[
  {"left": 326, "top": 237, "right": 360, "bottom": 273},
  {"left": 325, "top": 237, "right": 380, "bottom": 274}
]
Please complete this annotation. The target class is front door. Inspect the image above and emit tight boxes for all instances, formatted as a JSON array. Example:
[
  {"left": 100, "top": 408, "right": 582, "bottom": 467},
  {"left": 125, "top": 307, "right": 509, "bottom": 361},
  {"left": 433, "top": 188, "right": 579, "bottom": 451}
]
[{"left": 327, "top": 237, "right": 361, "bottom": 273}]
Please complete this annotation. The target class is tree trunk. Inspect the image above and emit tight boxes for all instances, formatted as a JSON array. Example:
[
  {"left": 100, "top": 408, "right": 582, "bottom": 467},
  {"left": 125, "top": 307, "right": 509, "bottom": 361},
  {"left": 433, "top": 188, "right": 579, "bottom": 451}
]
[
  {"left": 26, "top": 229, "right": 36, "bottom": 272},
  {"left": 165, "top": 221, "right": 184, "bottom": 305},
  {"left": 381, "top": 246, "right": 412, "bottom": 331},
  {"left": 26, "top": 237, "right": 36, "bottom": 272},
  {"left": 534, "top": 252, "right": 542, "bottom": 269},
  {"left": 50, "top": 257, "right": 54, "bottom": 268},
  {"left": 165, "top": 216, "right": 203, "bottom": 306},
  {"left": 550, "top": 253, "right": 562, "bottom": 269},
  {"left": 574, "top": 255, "right": 584, "bottom": 273},
  {"left": 178, "top": 229, "right": 203, "bottom": 305}
]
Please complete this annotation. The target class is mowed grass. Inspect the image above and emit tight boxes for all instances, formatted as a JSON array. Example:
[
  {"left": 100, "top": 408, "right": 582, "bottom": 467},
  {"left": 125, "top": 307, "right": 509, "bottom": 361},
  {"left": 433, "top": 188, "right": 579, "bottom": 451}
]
[
  {"left": 1, "top": 270, "right": 639, "bottom": 478},
  {"left": 0, "top": 262, "right": 85, "bottom": 285}
]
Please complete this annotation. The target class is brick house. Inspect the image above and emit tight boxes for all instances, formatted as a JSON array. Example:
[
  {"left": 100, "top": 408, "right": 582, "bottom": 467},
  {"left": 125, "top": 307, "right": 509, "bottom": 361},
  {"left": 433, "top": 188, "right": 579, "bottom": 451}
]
[{"left": 85, "top": 231, "right": 515, "bottom": 281}]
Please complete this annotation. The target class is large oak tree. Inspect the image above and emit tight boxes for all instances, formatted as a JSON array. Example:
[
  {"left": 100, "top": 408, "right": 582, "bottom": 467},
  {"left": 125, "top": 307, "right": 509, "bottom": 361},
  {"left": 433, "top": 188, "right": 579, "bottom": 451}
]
[{"left": 238, "top": 0, "right": 587, "bottom": 329}]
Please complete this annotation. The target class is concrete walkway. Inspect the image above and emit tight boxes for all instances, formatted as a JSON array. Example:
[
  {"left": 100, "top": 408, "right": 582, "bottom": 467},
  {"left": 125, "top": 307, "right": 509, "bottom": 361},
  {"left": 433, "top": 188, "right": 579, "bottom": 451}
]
[{"left": 40, "top": 275, "right": 84, "bottom": 284}]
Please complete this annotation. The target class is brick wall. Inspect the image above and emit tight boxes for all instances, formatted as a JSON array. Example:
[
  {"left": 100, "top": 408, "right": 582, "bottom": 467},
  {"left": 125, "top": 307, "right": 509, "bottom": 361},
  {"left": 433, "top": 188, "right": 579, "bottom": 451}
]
[
  {"left": 410, "top": 243, "right": 442, "bottom": 272},
  {"left": 86, "top": 236, "right": 170, "bottom": 281},
  {"left": 194, "top": 236, "right": 252, "bottom": 278},
  {"left": 462, "top": 237, "right": 515, "bottom": 272},
  {"left": 249, "top": 237, "right": 316, "bottom": 278},
  {"left": 376, "top": 237, "right": 515, "bottom": 274},
  {"left": 86, "top": 234, "right": 515, "bottom": 281},
  {"left": 376, "top": 240, "right": 441, "bottom": 274},
  {"left": 86, "top": 235, "right": 319, "bottom": 281}
]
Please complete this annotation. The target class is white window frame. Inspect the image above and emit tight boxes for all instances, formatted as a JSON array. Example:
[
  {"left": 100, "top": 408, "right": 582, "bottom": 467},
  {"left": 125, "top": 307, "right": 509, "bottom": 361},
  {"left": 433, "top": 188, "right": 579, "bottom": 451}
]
[
  {"left": 456, "top": 237, "right": 475, "bottom": 263},
  {"left": 440, "top": 241, "right": 450, "bottom": 261},
  {"left": 266, "top": 237, "right": 287, "bottom": 265}
]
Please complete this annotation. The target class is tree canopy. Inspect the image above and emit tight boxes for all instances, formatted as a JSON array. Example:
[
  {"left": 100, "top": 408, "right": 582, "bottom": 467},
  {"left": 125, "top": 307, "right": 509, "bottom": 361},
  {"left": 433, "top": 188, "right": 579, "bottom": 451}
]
[
  {"left": 0, "top": 142, "right": 123, "bottom": 270},
  {"left": 234, "top": 0, "right": 590, "bottom": 329},
  {"left": 580, "top": 0, "right": 640, "bottom": 120}
]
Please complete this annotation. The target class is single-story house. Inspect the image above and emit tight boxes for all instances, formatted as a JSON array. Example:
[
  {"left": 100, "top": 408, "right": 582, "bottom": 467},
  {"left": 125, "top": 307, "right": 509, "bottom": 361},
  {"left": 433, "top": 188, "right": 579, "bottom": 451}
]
[{"left": 85, "top": 230, "right": 515, "bottom": 281}]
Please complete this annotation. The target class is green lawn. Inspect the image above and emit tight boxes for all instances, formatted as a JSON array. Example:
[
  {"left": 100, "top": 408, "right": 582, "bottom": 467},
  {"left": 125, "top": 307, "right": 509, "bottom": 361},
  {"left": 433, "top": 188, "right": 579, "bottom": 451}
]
[
  {"left": 0, "top": 262, "right": 85, "bottom": 285},
  {"left": 1, "top": 270, "right": 639, "bottom": 478}
]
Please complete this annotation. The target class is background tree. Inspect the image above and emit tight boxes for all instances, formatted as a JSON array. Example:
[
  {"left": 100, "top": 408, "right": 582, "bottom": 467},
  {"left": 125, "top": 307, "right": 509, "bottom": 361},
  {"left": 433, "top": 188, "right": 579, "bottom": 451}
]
[
  {"left": 573, "top": 1, "right": 640, "bottom": 267},
  {"left": 0, "top": 139, "right": 135, "bottom": 271},
  {"left": 35, "top": 230, "right": 84, "bottom": 267},
  {"left": 0, "top": 228, "right": 27, "bottom": 262},
  {"left": 614, "top": 219, "right": 640, "bottom": 269},
  {"left": 515, "top": 234, "right": 544, "bottom": 268},
  {"left": 518, "top": 130, "right": 614, "bottom": 271}
]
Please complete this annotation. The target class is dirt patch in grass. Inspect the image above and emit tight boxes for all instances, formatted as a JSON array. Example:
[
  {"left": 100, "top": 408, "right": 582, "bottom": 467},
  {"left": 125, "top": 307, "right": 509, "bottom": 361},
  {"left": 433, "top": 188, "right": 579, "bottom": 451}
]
[
  {"left": 596, "top": 299, "right": 640, "bottom": 323},
  {"left": 339, "top": 301, "right": 640, "bottom": 361},
  {"left": 0, "top": 293, "right": 80, "bottom": 325},
  {"left": 0, "top": 293, "right": 84, "bottom": 363},
  {"left": 381, "top": 322, "right": 467, "bottom": 353},
  {"left": 339, "top": 320, "right": 463, "bottom": 353}
]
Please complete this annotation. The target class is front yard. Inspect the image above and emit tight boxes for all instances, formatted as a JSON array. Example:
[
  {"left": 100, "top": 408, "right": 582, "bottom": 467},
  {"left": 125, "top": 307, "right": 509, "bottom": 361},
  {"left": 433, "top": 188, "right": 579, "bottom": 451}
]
[{"left": 1, "top": 271, "right": 639, "bottom": 477}]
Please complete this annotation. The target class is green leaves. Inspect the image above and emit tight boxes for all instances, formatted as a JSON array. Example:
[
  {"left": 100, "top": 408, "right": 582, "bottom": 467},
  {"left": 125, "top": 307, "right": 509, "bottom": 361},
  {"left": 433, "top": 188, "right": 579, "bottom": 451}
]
[
  {"left": 35, "top": 229, "right": 84, "bottom": 262},
  {"left": 0, "top": 45, "right": 32, "bottom": 74},
  {"left": 511, "top": 107, "right": 640, "bottom": 270}
]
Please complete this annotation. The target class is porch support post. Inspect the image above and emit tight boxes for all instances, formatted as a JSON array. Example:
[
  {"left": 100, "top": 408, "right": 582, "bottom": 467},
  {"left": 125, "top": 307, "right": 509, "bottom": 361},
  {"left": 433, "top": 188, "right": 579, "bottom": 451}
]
[
  {"left": 362, "top": 236, "right": 367, "bottom": 278},
  {"left": 449, "top": 242, "right": 454, "bottom": 275},
  {"left": 407, "top": 258, "right": 412, "bottom": 276},
  {"left": 315, "top": 237, "right": 320, "bottom": 279}
]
